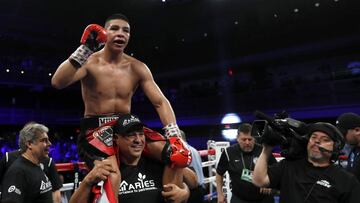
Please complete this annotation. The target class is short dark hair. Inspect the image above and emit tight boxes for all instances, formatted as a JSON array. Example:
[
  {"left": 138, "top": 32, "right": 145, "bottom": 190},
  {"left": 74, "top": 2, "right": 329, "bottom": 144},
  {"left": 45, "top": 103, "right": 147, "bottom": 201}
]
[
  {"left": 105, "top": 13, "right": 130, "bottom": 27},
  {"left": 237, "top": 123, "right": 252, "bottom": 136},
  {"left": 336, "top": 112, "right": 360, "bottom": 136}
]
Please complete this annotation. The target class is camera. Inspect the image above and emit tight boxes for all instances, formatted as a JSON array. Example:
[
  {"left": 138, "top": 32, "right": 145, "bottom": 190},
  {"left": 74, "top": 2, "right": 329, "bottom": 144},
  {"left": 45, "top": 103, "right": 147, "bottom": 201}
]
[{"left": 251, "top": 110, "right": 309, "bottom": 160}]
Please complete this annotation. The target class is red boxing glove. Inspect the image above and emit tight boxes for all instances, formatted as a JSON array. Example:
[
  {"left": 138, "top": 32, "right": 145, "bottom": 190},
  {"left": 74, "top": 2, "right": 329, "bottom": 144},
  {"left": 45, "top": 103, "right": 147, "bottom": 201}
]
[
  {"left": 162, "top": 136, "right": 192, "bottom": 168},
  {"left": 70, "top": 24, "right": 107, "bottom": 67},
  {"left": 80, "top": 24, "right": 107, "bottom": 50}
]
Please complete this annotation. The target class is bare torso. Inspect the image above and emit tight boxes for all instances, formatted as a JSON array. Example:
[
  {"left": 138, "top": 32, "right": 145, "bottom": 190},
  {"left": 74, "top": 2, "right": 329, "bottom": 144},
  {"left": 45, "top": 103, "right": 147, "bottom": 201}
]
[{"left": 81, "top": 52, "right": 141, "bottom": 117}]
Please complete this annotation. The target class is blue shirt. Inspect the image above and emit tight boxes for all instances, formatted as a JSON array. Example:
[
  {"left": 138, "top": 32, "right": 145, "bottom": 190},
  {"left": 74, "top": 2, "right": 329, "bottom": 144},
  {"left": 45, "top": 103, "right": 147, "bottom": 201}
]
[{"left": 187, "top": 144, "right": 205, "bottom": 186}]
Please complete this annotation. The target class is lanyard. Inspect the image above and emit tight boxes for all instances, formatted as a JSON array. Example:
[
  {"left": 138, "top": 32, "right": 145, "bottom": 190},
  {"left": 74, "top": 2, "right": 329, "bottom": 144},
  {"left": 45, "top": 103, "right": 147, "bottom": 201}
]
[{"left": 240, "top": 152, "right": 253, "bottom": 170}]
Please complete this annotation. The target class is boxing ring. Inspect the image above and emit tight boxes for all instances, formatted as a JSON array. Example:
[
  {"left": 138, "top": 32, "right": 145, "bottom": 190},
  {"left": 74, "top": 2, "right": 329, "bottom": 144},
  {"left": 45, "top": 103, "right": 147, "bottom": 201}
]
[{"left": 55, "top": 141, "right": 346, "bottom": 203}]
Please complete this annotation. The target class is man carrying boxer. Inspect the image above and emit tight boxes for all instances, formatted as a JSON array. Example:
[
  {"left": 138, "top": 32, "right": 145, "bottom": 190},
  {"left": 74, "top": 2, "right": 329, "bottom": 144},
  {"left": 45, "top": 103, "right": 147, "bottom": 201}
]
[
  {"left": 51, "top": 13, "right": 191, "bottom": 202},
  {"left": 69, "top": 114, "right": 192, "bottom": 203}
]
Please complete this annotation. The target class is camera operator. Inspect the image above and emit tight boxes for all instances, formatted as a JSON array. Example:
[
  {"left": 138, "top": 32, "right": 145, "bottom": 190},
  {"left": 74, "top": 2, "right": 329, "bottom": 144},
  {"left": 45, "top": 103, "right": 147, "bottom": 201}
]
[{"left": 253, "top": 122, "right": 360, "bottom": 203}]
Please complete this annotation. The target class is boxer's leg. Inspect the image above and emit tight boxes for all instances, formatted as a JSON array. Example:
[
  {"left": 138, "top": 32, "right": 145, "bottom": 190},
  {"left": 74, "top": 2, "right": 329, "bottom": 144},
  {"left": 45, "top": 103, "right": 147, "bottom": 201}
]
[
  {"left": 79, "top": 119, "right": 120, "bottom": 203},
  {"left": 146, "top": 140, "right": 184, "bottom": 187}
]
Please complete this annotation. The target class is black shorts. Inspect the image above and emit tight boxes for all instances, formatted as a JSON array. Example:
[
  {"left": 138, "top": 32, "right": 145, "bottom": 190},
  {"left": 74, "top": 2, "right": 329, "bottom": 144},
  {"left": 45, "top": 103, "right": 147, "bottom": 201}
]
[
  {"left": 78, "top": 115, "right": 119, "bottom": 168},
  {"left": 78, "top": 115, "right": 166, "bottom": 168}
]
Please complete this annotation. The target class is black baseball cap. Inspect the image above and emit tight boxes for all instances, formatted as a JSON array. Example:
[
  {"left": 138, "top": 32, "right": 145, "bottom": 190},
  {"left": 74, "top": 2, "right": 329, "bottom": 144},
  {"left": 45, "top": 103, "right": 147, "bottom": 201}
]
[
  {"left": 113, "top": 114, "right": 144, "bottom": 134},
  {"left": 336, "top": 113, "right": 360, "bottom": 135},
  {"left": 308, "top": 122, "right": 343, "bottom": 143}
]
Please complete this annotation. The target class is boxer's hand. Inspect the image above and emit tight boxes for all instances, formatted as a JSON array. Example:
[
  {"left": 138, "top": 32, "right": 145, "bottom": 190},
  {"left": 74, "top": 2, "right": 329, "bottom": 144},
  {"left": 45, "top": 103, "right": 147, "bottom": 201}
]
[
  {"left": 83, "top": 159, "right": 115, "bottom": 187},
  {"left": 162, "top": 123, "right": 192, "bottom": 167},
  {"left": 69, "top": 24, "right": 107, "bottom": 67},
  {"left": 80, "top": 24, "right": 107, "bottom": 51}
]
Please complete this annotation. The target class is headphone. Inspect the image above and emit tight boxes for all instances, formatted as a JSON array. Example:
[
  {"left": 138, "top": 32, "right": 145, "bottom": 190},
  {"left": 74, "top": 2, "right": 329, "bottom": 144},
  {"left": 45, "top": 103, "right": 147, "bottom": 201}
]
[{"left": 306, "top": 122, "right": 345, "bottom": 161}]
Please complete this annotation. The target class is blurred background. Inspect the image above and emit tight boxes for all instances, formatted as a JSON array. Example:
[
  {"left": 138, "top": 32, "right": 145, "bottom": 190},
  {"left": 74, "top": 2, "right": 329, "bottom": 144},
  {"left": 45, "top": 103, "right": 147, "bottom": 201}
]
[{"left": 1, "top": 0, "right": 360, "bottom": 162}]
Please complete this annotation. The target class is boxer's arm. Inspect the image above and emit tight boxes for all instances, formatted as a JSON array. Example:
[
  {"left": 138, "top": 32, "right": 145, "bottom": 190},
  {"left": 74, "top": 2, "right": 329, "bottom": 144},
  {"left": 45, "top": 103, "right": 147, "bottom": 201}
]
[
  {"left": 51, "top": 60, "right": 88, "bottom": 89},
  {"left": 144, "top": 140, "right": 184, "bottom": 187},
  {"left": 52, "top": 24, "right": 106, "bottom": 89},
  {"left": 138, "top": 62, "right": 177, "bottom": 126},
  {"left": 139, "top": 63, "right": 191, "bottom": 166},
  {"left": 183, "top": 167, "right": 198, "bottom": 189}
]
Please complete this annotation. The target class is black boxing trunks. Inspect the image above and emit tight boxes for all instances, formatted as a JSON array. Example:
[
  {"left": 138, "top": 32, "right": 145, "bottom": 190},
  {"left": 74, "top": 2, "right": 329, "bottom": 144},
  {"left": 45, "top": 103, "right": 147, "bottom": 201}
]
[
  {"left": 78, "top": 115, "right": 166, "bottom": 168},
  {"left": 78, "top": 115, "right": 119, "bottom": 168}
]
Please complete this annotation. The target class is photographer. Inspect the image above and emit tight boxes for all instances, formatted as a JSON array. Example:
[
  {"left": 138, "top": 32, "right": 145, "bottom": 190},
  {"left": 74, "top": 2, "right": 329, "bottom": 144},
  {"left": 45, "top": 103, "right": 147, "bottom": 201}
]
[{"left": 253, "top": 122, "right": 360, "bottom": 203}]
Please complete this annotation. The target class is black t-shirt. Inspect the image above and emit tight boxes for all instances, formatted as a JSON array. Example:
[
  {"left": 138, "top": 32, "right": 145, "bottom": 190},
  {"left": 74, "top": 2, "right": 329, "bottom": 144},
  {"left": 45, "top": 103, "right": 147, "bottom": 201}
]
[
  {"left": 216, "top": 144, "right": 277, "bottom": 201},
  {"left": 1, "top": 156, "right": 53, "bottom": 203},
  {"left": 0, "top": 150, "right": 62, "bottom": 191},
  {"left": 268, "top": 158, "right": 360, "bottom": 203},
  {"left": 347, "top": 146, "right": 360, "bottom": 182},
  {"left": 118, "top": 156, "right": 165, "bottom": 203}
]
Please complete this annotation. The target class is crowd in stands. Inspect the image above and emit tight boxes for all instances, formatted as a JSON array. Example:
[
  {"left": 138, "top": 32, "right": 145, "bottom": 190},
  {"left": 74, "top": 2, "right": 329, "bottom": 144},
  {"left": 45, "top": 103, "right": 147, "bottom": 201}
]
[{"left": 0, "top": 137, "right": 78, "bottom": 164}]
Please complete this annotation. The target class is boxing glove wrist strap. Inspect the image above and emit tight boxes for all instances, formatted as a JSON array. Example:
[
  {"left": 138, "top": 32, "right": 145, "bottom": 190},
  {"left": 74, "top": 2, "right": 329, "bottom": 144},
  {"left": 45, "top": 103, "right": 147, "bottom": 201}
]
[
  {"left": 69, "top": 45, "right": 94, "bottom": 68},
  {"left": 163, "top": 123, "right": 181, "bottom": 138}
]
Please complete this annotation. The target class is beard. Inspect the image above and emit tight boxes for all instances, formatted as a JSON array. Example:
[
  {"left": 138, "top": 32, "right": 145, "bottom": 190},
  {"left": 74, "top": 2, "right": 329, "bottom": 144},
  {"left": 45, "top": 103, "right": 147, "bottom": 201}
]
[{"left": 308, "top": 149, "right": 330, "bottom": 163}]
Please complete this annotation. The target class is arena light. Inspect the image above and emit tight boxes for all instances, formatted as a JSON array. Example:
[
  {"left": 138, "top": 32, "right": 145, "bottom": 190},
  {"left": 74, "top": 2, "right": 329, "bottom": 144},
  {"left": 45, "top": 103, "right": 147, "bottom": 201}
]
[
  {"left": 6, "top": 69, "right": 10, "bottom": 72},
  {"left": 221, "top": 113, "right": 241, "bottom": 140},
  {"left": 228, "top": 68, "right": 233, "bottom": 76},
  {"left": 347, "top": 61, "right": 360, "bottom": 74},
  {"left": 48, "top": 73, "right": 52, "bottom": 76}
]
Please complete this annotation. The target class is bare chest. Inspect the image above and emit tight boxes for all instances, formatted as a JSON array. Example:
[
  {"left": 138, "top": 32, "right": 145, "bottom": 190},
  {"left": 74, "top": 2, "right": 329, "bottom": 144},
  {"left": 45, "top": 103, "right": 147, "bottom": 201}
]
[{"left": 84, "top": 63, "right": 139, "bottom": 97}]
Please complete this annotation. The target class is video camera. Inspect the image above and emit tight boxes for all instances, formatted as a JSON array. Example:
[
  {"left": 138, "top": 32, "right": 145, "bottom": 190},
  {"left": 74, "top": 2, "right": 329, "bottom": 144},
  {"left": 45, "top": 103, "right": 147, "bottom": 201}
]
[{"left": 251, "top": 110, "right": 309, "bottom": 160}]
